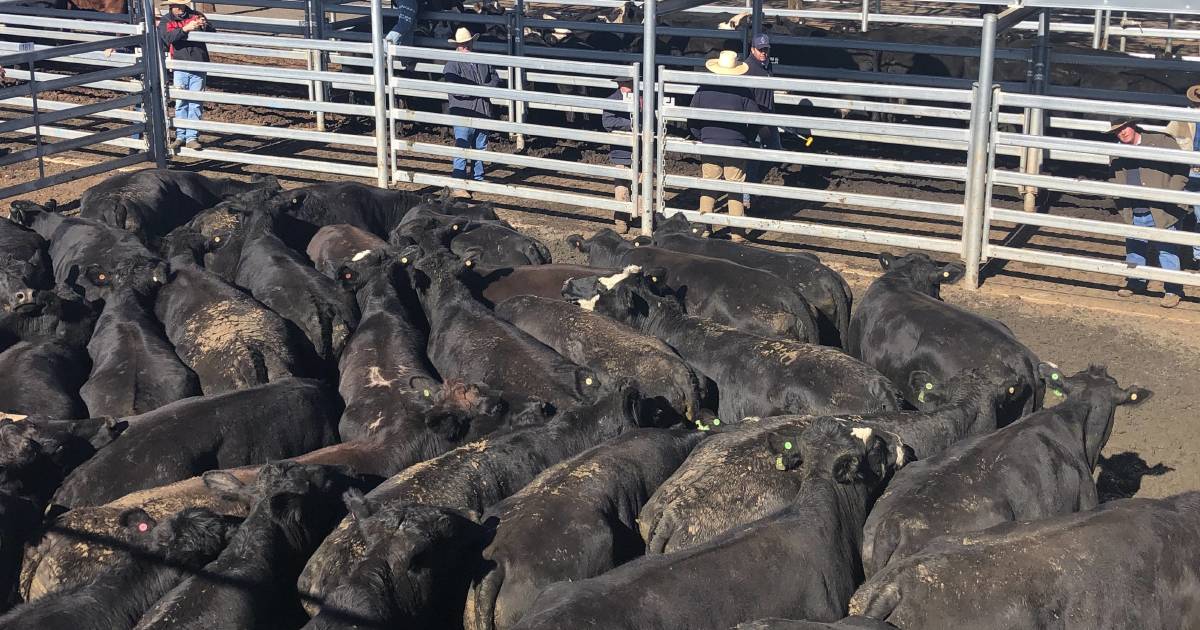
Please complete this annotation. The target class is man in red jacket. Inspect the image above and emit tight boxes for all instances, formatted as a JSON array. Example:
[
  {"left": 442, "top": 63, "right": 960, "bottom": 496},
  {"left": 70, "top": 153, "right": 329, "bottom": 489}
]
[{"left": 159, "top": 0, "right": 214, "bottom": 151}]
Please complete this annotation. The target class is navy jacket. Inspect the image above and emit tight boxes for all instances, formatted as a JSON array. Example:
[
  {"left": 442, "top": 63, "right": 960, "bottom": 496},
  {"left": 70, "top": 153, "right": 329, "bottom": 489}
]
[
  {"left": 159, "top": 10, "right": 214, "bottom": 63},
  {"left": 745, "top": 57, "right": 775, "bottom": 114},
  {"left": 687, "top": 85, "right": 760, "bottom": 148},
  {"left": 603, "top": 89, "right": 633, "bottom": 166},
  {"left": 444, "top": 60, "right": 500, "bottom": 119}
]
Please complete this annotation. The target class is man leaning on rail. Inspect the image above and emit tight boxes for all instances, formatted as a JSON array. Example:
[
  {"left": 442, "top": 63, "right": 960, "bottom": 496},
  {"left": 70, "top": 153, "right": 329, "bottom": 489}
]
[
  {"left": 159, "top": 0, "right": 214, "bottom": 152},
  {"left": 688, "top": 50, "right": 761, "bottom": 243},
  {"left": 603, "top": 76, "right": 637, "bottom": 234},
  {"left": 1110, "top": 117, "right": 1190, "bottom": 309},
  {"left": 444, "top": 28, "right": 499, "bottom": 200},
  {"left": 743, "top": 33, "right": 782, "bottom": 212}
]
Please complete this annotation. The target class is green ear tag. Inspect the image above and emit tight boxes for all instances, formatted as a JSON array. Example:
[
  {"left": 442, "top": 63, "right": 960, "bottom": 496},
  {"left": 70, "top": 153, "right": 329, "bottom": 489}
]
[
  {"left": 712, "top": 418, "right": 721, "bottom": 426},
  {"left": 917, "top": 391, "right": 926, "bottom": 403},
  {"left": 775, "top": 455, "right": 785, "bottom": 471},
  {"left": 696, "top": 420, "right": 710, "bottom": 432},
  {"left": 783, "top": 441, "right": 793, "bottom": 450},
  {"left": 1051, "top": 373, "right": 1060, "bottom": 381},
  {"left": 1053, "top": 389, "right": 1063, "bottom": 397}
]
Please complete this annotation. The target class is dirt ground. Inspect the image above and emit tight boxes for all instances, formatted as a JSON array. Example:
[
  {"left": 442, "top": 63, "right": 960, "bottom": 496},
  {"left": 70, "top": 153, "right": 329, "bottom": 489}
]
[{"left": 2, "top": 1, "right": 1198, "bottom": 500}]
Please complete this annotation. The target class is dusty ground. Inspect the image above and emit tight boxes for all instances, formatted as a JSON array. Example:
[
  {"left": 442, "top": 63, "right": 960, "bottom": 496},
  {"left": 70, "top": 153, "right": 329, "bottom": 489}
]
[{"left": 2, "top": 1, "right": 1198, "bottom": 500}]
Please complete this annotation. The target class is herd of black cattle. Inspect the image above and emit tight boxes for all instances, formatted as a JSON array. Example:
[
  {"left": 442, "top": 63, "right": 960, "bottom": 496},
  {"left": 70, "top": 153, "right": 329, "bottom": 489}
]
[{"left": 0, "top": 167, "right": 1193, "bottom": 629}]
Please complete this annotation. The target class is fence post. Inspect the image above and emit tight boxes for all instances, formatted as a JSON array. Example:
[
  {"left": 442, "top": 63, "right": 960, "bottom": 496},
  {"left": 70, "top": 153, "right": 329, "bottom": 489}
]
[
  {"left": 308, "top": 0, "right": 327, "bottom": 132},
  {"left": 1091, "top": 9, "right": 1103, "bottom": 49},
  {"left": 1022, "top": 8, "right": 1048, "bottom": 213},
  {"left": 140, "top": 0, "right": 167, "bottom": 167},
  {"left": 510, "top": 2, "right": 526, "bottom": 153},
  {"left": 860, "top": 0, "right": 869, "bottom": 32},
  {"left": 640, "top": 0, "right": 656, "bottom": 236},
  {"left": 370, "top": 0, "right": 389, "bottom": 188},
  {"left": 961, "top": 12, "right": 997, "bottom": 290}
]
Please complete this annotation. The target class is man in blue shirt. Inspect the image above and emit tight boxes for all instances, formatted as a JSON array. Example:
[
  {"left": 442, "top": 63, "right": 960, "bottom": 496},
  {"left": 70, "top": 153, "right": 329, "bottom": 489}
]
[{"left": 443, "top": 28, "right": 500, "bottom": 199}]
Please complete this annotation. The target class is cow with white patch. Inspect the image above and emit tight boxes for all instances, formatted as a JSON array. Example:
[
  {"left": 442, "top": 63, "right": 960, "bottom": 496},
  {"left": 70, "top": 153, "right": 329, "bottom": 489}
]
[
  {"left": 563, "top": 268, "right": 900, "bottom": 424},
  {"left": 860, "top": 364, "right": 1148, "bottom": 577},
  {"left": 306, "top": 224, "right": 389, "bottom": 279},
  {"left": 335, "top": 245, "right": 441, "bottom": 440},
  {"left": 494, "top": 268, "right": 705, "bottom": 425},
  {"left": 459, "top": 255, "right": 618, "bottom": 307},
  {"left": 567, "top": 229, "right": 818, "bottom": 342},
  {"left": 511, "top": 417, "right": 906, "bottom": 630}
]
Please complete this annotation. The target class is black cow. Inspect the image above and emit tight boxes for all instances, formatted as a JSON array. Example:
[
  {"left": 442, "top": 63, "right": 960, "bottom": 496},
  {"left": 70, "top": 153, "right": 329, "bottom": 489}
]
[
  {"left": 79, "top": 169, "right": 280, "bottom": 244},
  {"left": 306, "top": 224, "right": 388, "bottom": 278},
  {"left": 851, "top": 492, "right": 1200, "bottom": 629},
  {"left": 465, "top": 427, "right": 704, "bottom": 630},
  {"left": 301, "top": 493, "right": 488, "bottom": 630},
  {"left": 51, "top": 378, "right": 342, "bottom": 508},
  {"left": 74, "top": 256, "right": 201, "bottom": 417},
  {"left": 568, "top": 229, "right": 818, "bottom": 342},
  {"left": 265, "top": 183, "right": 496, "bottom": 239},
  {"left": 8, "top": 200, "right": 160, "bottom": 301},
  {"left": 860, "top": 365, "right": 1147, "bottom": 577},
  {"left": 0, "top": 507, "right": 230, "bottom": 630},
  {"left": 736, "top": 618, "right": 898, "bottom": 629},
  {"left": 0, "top": 216, "right": 52, "bottom": 314},
  {"left": 231, "top": 207, "right": 361, "bottom": 362},
  {"left": 0, "top": 284, "right": 98, "bottom": 354},
  {"left": 643, "top": 213, "right": 852, "bottom": 347},
  {"left": 639, "top": 369, "right": 1014, "bottom": 555},
  {"left": 496, "top": 291, "right": 704, "bottom": 425},
  {"left": 157, "top": 232, "right": 308, "bottom": 394},
  {"left": 135, "top": 462, "right": 358, "bottom": 630},
  {"left": 406, "top": 247, "right": 601, "bottom": 412},
  {"left": 298, "top": 381, "right": 648, "bottom": 614},
  {"left": 462, "top": 261, "right": 619, "bottom": 307},
  {"left": 565, "top": 268, "right": 899, "bottom": 424},
  {"left": 846, "top": 252, "right": 1045, "bottom": 421},
  {"left": 0, "top": 341, "right": 89, "bottom": 418},
  {"left": 335, "top": 246, "right": 440, "bottom": 440},
  {"left": 511, "top": 418, "right": 906, "bottom": 630},
  {"left": 451, "top": 224, "right": 553, "bottom": 267}
]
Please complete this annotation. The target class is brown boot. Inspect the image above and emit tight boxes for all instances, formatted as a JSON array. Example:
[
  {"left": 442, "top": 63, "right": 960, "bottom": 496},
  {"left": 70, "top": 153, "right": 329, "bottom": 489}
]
[{"left": 1162, "top": 293, "right": 1182, "bottom": 308}]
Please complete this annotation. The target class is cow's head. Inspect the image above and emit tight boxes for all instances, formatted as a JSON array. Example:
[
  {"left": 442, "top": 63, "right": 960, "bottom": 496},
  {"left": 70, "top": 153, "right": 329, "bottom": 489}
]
[
  {"left": 336, "top": 244, "right": 421, "bottom": 294},
  {"left": 0, "top": 415, "right": 126, "bottom": 501},
  {"left": 765, "top": 428, "right": 807, "bottom": 471},
  {"left": 1041, "top": 363, "right": 1150, "bottom": 407},
  {"left": 878, "top": 252, "right": 964, "bottom": 299},
  {"left": 654, "top": 212, "right": 709, "bottom": 238},
  {"left": 160, "top": 228, "right": 217, "bottom": 266},
  {"left": 119, "top": 506, "right": 231, "bottom": 566},
  {"left": 71, "top": 255, "right": 170, "bottom": 303},
  {"left": 0, "top": 253, "right": 49, "bottom": 314},
  {"left": 204, "top": 462, "right": 360, "bottom": 540},
  {"left": 7, "top": 199, "right": 56, "bottom": 229},
  {"left": 564, "top": 229, "right": 635, "bottom": 267},
  {"left": 797, "top": 418, "right": 907, "bottom": 497},
  {"left": 562, "top": 265, "right": 676, "bottom": 328}
]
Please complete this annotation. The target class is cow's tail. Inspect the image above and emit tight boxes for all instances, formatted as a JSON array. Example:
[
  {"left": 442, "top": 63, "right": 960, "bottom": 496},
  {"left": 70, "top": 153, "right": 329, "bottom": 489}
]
[
  {"left": 831, "top": 273, "right": 853, "bottom": 348},
  {"left": 465, "top": 562, "right": 504, "bottom": 630},
  {"left": 849, "top": 579, "right": 902, "bottom": 622}
]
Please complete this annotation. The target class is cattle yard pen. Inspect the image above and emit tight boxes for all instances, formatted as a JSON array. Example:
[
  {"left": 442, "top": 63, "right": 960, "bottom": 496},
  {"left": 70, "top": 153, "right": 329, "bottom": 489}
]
[{"left": 1, "top": 0, "right": 1199, "bottom": 295}]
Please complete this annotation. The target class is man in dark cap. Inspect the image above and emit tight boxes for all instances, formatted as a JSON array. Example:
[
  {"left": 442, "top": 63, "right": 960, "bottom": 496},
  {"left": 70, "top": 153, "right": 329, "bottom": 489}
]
[
  {"left": 1110, "top": 117, "right": 1190, "bottom": 308},
  {"left": 743, "top": 33, "right": 781, "bottom": 210}
]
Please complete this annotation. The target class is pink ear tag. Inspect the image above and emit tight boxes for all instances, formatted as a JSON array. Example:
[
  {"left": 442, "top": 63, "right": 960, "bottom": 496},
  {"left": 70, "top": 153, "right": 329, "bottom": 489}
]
[{"left": 138, "top": 523, "right": 149, "bottom": 532}]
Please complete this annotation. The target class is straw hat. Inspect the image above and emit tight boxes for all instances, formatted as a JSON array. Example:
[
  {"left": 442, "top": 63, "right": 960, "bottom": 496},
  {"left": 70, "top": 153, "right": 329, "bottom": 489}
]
[
  {"left": 1107, "top": 117, "right": 1140, "bottom": 133},
  {"left": 1187, "top": 84, "right": 1200, "bottom": 104},
  {"left": 705, "top": 50, "right": 749, "bottom": 75},
  {"left": 159, "top": 0, "right": 193, "bottom": 7},
  {"left": 449, "top": 27, "right": 478, "bottom": 45}
]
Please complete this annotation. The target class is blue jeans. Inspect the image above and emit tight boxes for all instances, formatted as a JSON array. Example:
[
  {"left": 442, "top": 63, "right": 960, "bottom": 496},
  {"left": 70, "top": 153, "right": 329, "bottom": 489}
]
[
  {"left": 172, "top": 70, "right": 205, "bottom": 142},
  {"left": 385, "top": 0, "right": 418, "bottom": 46},
  {"left": 453, "top": 126, "right": 487, "bottom": 181},
  {"left": 1127, "top": 210, "right": 1184, "bottom": 296}
]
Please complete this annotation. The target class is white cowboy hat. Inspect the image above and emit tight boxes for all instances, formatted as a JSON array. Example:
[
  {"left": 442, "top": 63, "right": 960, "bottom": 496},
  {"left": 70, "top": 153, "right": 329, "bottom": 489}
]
[
  {"left": 1187, "top": 84, "right": 1200, "bottom": 104},
  {"left": 705, "top": 50, "right": 749, "bottom": 75},
  {"left": 449, "top": 27, "right": 479, "bottom": 45},
  {"left": 159, "top": 0, "right": 194, "bottom": 7}
]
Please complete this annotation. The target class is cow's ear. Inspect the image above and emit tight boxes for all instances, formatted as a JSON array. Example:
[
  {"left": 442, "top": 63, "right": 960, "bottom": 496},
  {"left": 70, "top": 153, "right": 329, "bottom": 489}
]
[
  {"left": 25, "top": 251, "right": 41, "bottom": 267},
  {"left": 151, "top": 260, "right": 170, "bottom": 285},
  {"left": 202, "top": 470, "right": 250, "bottom": 503},
  {"left": 832, "top": 454, "right": 862, "bottom": 484},
  {"left": 396, "top": 244, "right": 422, "bottom": 266},
  {"left": 632, "top": 236, "right": 650, "bottom": 247},
  {"left": 765, "top": 431, "right": 803, "bottom": 471},
  {"left": 575, "top": 368, "right": 600, "bottom": 392},
  {"left": 908, "top": 371, "right": 936, "bottom": 404},
  {"left": 1118, "top": 386, "right": 1152, "bottom": 406},
  {"left": 83, "top": 264, "right": 111, "bottom": 286},
  {"left": 342, "top": 488, "right": 372, "bottom": 523},
  {"left": 932, "top": 264, "right": 964, "bottom": 285},
  {"left": 565, "top": 234, "right": 589, "bottom": 252},
  {"left": 878, "top": 253, "right": 896, "bottom": 270},
  {"left": 460, "top": 246, "right": 484, "bottom": 270},
  {"left": 1038, "top": 362, "right": 1068, "bottom": 397},
  {"left": 118, "top": 508, "right": 156, "bottom": 536},
  {"left": 642, "top": 266, "right": 668, "bottom": 291},
  {"left": 336, "top": 265, "right": 358, "bottom": 291}
]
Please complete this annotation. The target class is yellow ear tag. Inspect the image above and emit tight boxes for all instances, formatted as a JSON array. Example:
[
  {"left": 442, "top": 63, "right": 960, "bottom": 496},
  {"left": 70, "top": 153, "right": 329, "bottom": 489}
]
[
  {"left": 943, "top": 271, "right": 950, "bottom": 278},
  {"left": 775, "top": 455, "right": 785, "bottom": 471},
  {"left": 401, "top": 257, "right": 409, "bottom": 264},
  {"left": 465, "top": 260, "right": 473, "bottom": 267},
  {"left": 214, "top": 236, "right": 221, "bottom": 243},
  {"left": 452, "top": 225, "right": 460, "bottom": 231},
  {"left": 917, "top": 391, "right": 925, "bottom": 403},
  {"left": 423, "top": 389, "right": 431, "bottom": 397},
  {"left": 1008, "top": 386, "right": 1016, "bottom": 395},
  {"left": 585, "top": 377, "right": 594, "bottom": 386},
  {"left": 651, "top": 276, "right": 658, "bottom": 283},
  {"left": 1130, "top": 392, "right": 1138, "bottom": 401},
  {"left": 925, "top": 382, "right": 933, "bottom": 390}
]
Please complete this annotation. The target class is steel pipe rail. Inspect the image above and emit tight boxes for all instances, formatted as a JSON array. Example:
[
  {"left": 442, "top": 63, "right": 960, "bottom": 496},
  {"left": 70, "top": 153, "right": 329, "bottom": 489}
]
[
  {"left": 996, "top": 132, "right": 1200, "bottom": 166},
  {"left": 173, "top": 118, "right": 377, "bottom": 147},
  {"left": 175, "top": 146, "right": 379, "bottom": 178},
  {"left": 992, "top": 171, "right": 1200, "bottom": 207},
  {"left": 999, "top": 92, "right": 1200, "bottom": 122},
  {"left": 395, "top": 140, "right": 628, "bottom": 180},
  {"left": 389, "top": 44, "right": 637, "bottom": 77},
  {"left": 391, "top": 109, "right": 632, "bottom": 146},
  {"left": 0, "top": 96, "right": 144, "bottom": 122},
  {"left": 166, "top": 59, "right": 372, "bottom": 85},
  {"left": 0, "top": 123, "right": 145, "bottom": 167},
  {"left": 0, "top": 93, "right": 142, "bottom": 134},
  {"left": 661, "top": 104, "right": 971, "bottom": 143},
  {"left": 0, "top": 13, "right": 140, "bottom": 33},
  {"left": 985, "top": 244, "right": 1200, "bottom": 287},
  {"left": 989, "top": 207, "right": 1200, "bottom": 249},
  {"left": 184, "top": 32, "right": 372, "bottom": 53},
  {"left": 658, "top": 69, "right": 976, "bottom": 103},
  {"left": 396, "top": 170, "right": 631, "bottom": 213},
  {"left": 0, "top": 152, "right": 148, "bottom": 201},
  {"left": 388, "top": 75, "right": 632, "bottom": 112},
  {"left": 0, "top": 64, "right": 143, "bottom": 102},
  {"left": 0, "top": 34, "right": 141, "bottom": 66},
  {"left": 165, "top": 88, "right": 375, "bottom": 116}
]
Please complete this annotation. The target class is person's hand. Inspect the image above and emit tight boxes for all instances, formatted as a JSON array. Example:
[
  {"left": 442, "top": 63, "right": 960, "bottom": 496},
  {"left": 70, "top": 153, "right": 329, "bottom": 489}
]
[{"left": 384, "top": 30, "right": 401, "bottom": 44}]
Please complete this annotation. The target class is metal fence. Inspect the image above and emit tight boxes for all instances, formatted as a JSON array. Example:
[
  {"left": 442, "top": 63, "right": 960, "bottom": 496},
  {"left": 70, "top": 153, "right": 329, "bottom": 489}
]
[{"left": 0, "top": 0, "right": 165, "bottom": 200}]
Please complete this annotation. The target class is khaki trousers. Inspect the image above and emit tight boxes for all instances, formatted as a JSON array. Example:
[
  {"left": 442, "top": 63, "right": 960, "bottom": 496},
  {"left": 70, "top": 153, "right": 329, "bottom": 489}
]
[{"left": 699, "top": 157, "right": 747, "bottom": 216}]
